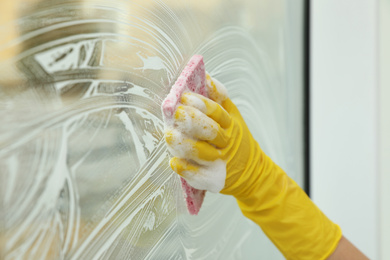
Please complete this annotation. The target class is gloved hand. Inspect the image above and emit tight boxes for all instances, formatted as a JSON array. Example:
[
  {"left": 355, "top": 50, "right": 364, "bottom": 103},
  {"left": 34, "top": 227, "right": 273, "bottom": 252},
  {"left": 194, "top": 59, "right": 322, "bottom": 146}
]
[
  {"left": 164, "top": 73, "right": 255, "bottom": 194},
  {"left": 164, "top": 73, "right": 342, "bottom": 260}
]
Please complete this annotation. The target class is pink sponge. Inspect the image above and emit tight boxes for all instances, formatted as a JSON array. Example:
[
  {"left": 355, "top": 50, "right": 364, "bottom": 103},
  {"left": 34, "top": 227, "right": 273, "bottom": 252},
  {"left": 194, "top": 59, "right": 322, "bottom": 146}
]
[{"left": 162, "top": 55, "right": 207, "bottom": 215}]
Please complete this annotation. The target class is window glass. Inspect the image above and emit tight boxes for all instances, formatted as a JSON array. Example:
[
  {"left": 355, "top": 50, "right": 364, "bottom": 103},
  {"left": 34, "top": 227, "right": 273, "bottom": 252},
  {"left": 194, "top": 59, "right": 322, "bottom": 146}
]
[{"left": 0, "top": 0, "right": 304, "bottom": 259}]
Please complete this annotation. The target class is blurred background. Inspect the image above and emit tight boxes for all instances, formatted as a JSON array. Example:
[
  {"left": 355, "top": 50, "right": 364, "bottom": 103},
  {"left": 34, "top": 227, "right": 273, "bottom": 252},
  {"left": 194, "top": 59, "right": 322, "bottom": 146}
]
[{"left": 311, "top": 1, "right": 389, "bottom": 259}]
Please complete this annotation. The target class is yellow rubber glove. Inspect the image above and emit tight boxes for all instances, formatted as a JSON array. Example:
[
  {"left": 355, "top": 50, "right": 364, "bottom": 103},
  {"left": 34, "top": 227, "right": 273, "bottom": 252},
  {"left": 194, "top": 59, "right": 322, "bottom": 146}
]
[{"left": 164, "top": 73, "right": 342, "bottom": 260}]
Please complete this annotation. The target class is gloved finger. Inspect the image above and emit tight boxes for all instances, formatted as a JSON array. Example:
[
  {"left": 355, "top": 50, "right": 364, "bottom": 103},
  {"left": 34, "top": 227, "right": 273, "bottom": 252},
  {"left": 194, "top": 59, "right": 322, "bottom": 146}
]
[
  {"left": 205, "top": 72, "right": 229, "bottom": 105},
  {"left": 181, "top": 92, "right": 232, "bottom": 129},
  {"left": 221, "top": 98, "right": 243, "bottom": 118},
  {"left": 169, "top": 157, "right": 199, "bottom": 177},
  {"left": 174, "top": 105, "right": 228, "bottom": 148},
  {"left": 165, "top": 128, "right": 221, "bottom": 162}
]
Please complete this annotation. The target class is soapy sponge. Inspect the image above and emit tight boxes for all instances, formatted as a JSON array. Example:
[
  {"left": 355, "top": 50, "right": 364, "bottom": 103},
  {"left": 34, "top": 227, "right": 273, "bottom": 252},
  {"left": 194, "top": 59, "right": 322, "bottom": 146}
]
[{"left": 162, "top": 55, "right": 207, "bottom": 215}]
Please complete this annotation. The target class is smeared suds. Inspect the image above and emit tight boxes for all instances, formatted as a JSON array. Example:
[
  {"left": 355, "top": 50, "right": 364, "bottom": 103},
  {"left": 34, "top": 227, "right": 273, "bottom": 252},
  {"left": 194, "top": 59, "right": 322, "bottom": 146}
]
[{"left": 1, "top": 0, "right": 303, "bottom": 259}]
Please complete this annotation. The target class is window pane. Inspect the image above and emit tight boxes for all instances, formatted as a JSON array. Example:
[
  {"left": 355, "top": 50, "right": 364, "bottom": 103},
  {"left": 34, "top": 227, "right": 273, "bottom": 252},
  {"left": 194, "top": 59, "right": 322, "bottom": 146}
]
[{"left": 0, "top": 0, "right": 304, "bottom": 259}]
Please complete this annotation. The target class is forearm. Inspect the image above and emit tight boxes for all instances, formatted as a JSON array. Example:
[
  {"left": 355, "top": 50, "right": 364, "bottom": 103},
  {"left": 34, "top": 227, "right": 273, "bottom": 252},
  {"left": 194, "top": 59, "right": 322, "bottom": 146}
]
[{"left": 327, "top": 236, "right": 369, "bottom": 260}]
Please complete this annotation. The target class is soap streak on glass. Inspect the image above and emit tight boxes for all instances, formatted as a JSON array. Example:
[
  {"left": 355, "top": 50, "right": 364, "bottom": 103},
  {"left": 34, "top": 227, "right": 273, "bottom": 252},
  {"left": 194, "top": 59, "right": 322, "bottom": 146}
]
[{"left": 0, "top": 0, "right": 304, "bottom": 259}]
